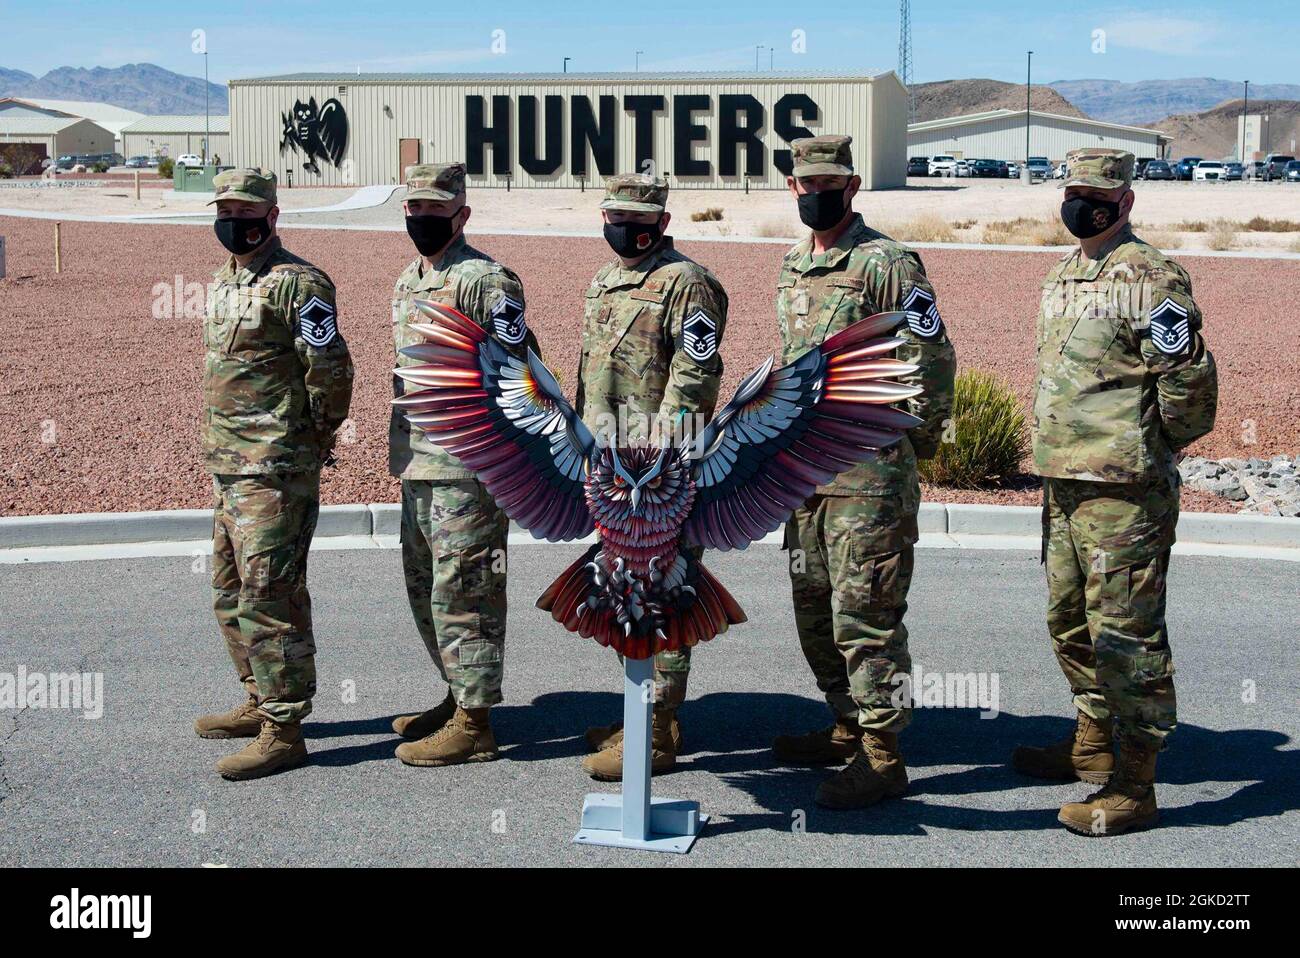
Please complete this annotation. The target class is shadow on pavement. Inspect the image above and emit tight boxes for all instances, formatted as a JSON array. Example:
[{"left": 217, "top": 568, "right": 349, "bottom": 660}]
[{"left": 301, "top": 689, "right": 1298, "bottom": 834}]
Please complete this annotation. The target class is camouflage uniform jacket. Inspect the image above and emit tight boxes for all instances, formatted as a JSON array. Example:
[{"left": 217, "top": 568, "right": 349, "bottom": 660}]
[
  {"left": 777, "top": 213, "right": 957, "bottom": 496},
  {"left": 1033, "top": 225, "right": 1218, "bottom": 484},
  {"left": 574, "top": 236, "right": 727, "bottom": 443},
  {"left": 203, "top": 237, "right": 354, "bottom": 475},
  {"left": 389, "top": 234, "right": 535, "bottom": 479}
]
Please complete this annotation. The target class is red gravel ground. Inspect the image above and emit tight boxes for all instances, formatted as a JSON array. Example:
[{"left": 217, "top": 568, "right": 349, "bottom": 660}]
[{"left": 1, "top": 215, "right": 1294, "bottom": 517}]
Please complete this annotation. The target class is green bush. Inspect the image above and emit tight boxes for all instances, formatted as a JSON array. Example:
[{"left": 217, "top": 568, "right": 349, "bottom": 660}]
[
  {"left": 91, "top": 161, "right": 110, "bottom": 173},
  {"left": 157, "top": 157, "right": 174, "bottom": 179},
  {"left": 919, "top": 369, "right": 1028, "bottom": 488}
]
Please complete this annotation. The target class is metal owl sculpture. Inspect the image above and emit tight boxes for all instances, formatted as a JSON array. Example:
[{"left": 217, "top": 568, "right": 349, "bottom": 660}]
[{"left": 394, "top": 302, "right": 924, "bottom": 660}]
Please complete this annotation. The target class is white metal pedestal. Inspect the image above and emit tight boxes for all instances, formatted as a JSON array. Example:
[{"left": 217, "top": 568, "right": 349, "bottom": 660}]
[{"left": 572, "top": 655, "right": 708, "bottom": 854}]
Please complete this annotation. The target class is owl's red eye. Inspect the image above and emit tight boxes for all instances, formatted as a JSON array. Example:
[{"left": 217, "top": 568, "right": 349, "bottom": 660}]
[
  {"left": 613, "top": 475, "right": 626, "bottom": 487},
  {"left": 648, "top": 476, "right": 661, "bottom": 489}
]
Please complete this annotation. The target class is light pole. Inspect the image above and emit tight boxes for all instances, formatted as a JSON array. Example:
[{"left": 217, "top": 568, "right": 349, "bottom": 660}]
[
  {"left": 1025, "top": 51, "right": 1033, "bottom": 175},
  {"left": 1241, "top": 80, "right": 1249, "bottom": 163},
  {"left": 563, "top": 57, "right": 571, "bottom": 74},
  {"left": 204, "top": 50, "right": 210, "bottom": 166},
  {"left": 635, "top": 50, "right": 643, "bottom": 71}
]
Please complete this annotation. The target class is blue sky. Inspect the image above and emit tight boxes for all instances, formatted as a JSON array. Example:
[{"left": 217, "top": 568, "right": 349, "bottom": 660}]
[{"left": 0, "top": 0, "right": 1291, "bottom": 85}]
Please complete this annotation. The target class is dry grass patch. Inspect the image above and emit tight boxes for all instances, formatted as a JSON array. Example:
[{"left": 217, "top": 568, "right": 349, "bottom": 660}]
[
  {"left": 883, "top": 214, "right": 957, "bottom": 243},
  {"left": 981, "top": 216, "right": 1071, "bottom": 246},
  {"left": 1142, "top": 229, "right": 1184, "bottom": 250},
  {"left": 690, "top": 207, "right": 724, "bottom": 222},
  {"left": 1241, "top": 216, "right": 1300, "bottom": 232},
  {"left": 1207, "top": 220, "right": 1238, "bottom": 251}
]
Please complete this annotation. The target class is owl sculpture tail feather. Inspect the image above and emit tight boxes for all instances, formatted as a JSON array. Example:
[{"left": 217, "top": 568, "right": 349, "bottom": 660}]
[{"left": 538, "top": 544, "right": 747, "bottom": 658}]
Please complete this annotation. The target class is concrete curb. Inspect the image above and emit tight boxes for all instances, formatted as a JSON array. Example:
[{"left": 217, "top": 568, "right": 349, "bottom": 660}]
[{"left": 2, "top": 501, "right": 1296, "bottom": 553}]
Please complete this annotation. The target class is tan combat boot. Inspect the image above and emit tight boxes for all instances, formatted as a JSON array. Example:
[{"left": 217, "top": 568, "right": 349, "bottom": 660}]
[
  {"left": 773, "top": 714, "right": 863, "bottom": 766},
  {"left": 216, "top": 718, "right": 308, "bottom": 780},
  {"left": 582, "top": 708, "right": 678, "bottom": 781},
  {"left": 814, "top": 730, "right": 909, "bottom": 810},
  {"left": 392, "top": 690, "right": 456, "bottom": 740},
  {"left": 194, "top": 694, "right": 263, "bottom": 740},
  {"left": 395, "top": 706, "right": 499, "bottom": 767},
  {"left": 1058, "top": 736, "right": 1160, "bottom": 836},
  {"left": 585, "top": 710, "right": 684, "bottom": 753},
  {"left": 1011, "top": 712, "right": 1114, "bottom": 784}
]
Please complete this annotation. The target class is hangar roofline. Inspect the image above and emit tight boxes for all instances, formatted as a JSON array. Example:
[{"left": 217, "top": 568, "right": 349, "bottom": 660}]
[{"left": 230, "top": 70, "right": 895, "bottom": 85}]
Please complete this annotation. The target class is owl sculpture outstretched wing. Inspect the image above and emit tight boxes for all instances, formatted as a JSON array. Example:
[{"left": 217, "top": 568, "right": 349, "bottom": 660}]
[{"left": 395, "top": 301, "right": 923, "bottom": 658}]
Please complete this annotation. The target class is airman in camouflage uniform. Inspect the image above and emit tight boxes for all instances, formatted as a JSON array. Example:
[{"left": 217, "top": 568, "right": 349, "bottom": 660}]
[
  {"left": 194, "top": 168, "right": 354, "bottom": 781},
  {"left": 770, "top": 136, "right": 957, "bottom": 810},
  {"left": 575, "top": 173, "right": 729, "bottom": 780},
  {"left": 389, "top": 163, "right": 539, "bottom": 767},
  {"left": 1013, "top": 148, "right": 1217, "bottom": 836}
]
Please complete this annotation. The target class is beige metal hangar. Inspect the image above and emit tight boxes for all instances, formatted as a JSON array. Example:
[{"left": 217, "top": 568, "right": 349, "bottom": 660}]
[
  {"left": 227, "top": 70, "right": 908, "bottom": 190},
  {"left": 907, "top": 109, "right": 1171, "bottom": 164},
  {"left": 120, "top": 115, "right": 231, "bottom": 162},
  {"left": 0, "top": 116, "right": 115, "bottom": 171}
]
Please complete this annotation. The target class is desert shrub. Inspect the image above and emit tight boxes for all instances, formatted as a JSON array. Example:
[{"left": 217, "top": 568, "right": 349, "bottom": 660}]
[
  {"left": 1173, "top": 220, "right": 1209, "bottom": 232},
  {"left": 980, "top": 216, "right": 1070, "bottom": 246},
  {"left": 754, "top": 218, "right": 797, "bottom": 238},
  {"left": 91, "top": 162, "right": 110, "bottom": 173},
  {"left": 1143, "top": 229, "right": 1184, "bottom": 250},
  {"left": 157, "top": 157, "right": 175, "bottom": 178},
  {"left": 885, "top": 214, "right": 956, "bottom": 243},
  {"left": 690, "top": 207, "right": 724, "bottom": 222},
  {"left": 1207, "top": 220, "right": 1237, "bottom": 251},
  {"left": 918, "top": 369, "right": 1028, "bottom": 488},
  {"left": 1242, "top": 216, "right": 1300, "bottom": 232}
]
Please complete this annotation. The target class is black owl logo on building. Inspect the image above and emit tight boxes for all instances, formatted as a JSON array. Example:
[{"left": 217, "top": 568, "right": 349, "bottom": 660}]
[{"left": 280, "top": 97, "right": 348, "bottom": 175}]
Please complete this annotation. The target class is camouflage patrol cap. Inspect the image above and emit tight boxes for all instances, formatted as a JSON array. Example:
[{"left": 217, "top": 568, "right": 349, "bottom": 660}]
[
  {"left": 209, "top": 168, "right": 277, "bottom": 205},
  {"left": 599, "top": 173, "right": 669, "bottom": 213},
  {"left": 405, "top": 163, "right": 466, "bottom": 201},
  {"left": 791, "top": 135, "right": 854, "bottom": 177},
  {"left": 1061, "top": 148, "right": 1134, "bottom": 190}
]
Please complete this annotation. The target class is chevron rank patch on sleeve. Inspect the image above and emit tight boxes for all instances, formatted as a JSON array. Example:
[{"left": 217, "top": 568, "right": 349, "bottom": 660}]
[
  {"left": 902, "top": 286, "right": 944, "bottom": 341},
  {"left": 491, "top": 292, "right": 528, "bottom": 345},
  {"left": 298, "top": 296, "right": 338, "bottom": 347},
  {"left": 1148, "top": 297, "right": 1191, "bottom": 355},
  {"left": 681, "top": 308, "right": 719, "bottom": 362}
]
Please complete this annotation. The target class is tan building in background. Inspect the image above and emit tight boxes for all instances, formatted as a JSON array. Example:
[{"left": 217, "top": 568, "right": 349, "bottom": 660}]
[
  {"left": 908, "top": 109, "right": 1170, "bottom": 164},
  {"left": 120, "top": 115, "right": 231, "bottom": 161},
  {"left": 0, "top": 115, "right": 115, "bottom": 170},
  {"left": 227, "top": 71, "right": 908, "bottom": 189}
]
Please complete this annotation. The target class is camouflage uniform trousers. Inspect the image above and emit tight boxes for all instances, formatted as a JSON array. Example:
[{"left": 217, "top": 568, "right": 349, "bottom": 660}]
[
  {"left": 785, "top": 494, "right": 919, "bottom": 732},
  {"left": 1043, "top": 477, "right": 1178, "bottom": 746},
  {"left": 400, "top": 479, "right": 509, "bottom": 709},
  {"left": 211, "top": 471, "right": 320, "bottom": 724}
]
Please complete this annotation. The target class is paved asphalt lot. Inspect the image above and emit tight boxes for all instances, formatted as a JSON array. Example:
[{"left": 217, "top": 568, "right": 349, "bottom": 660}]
[{"left": 1, "top": 545, "right": 1295, "bottom": 867}]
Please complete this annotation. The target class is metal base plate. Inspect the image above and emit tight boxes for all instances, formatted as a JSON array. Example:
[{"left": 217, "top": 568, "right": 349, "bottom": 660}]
[{"left": 572, "top": 793, "right": 709, "bottom": 854}]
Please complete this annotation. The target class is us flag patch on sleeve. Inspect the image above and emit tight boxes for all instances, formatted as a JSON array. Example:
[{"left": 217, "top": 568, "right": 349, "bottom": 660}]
[
  {"left": 1148, "top": 297, "right": 1191, "bottom": 355},
  {"left": 902, "top": 286, "right": 944, "bottom": 341},
  {"left": 491, "top": 292, "right": 528, "bottom": 345},
  {"left": 298, "top": 296, "right": 338, "bottom": 347},
  {"left": 681, "top": 308, "right": 718, "bottom": 362}
]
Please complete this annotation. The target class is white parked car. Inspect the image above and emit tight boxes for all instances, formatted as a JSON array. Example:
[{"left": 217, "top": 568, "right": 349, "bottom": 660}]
[
  {"left": 954, "top": 159, "right": 971, "bottom": 177},
  {"left": 1005, "top": 161, "right": 1020, "bottom": 178},
  {"left": 176, "top": 154, "right": 203, "bottom": 167},
  {"left": 928, "top": 155, "right": 958, "bottom": 176},
  {"left": 1193, "top": 160, "right": 1225, "bottom": 182},
  {"left": 1053, "top": 162, "right": 1068, "bottom": 179}
]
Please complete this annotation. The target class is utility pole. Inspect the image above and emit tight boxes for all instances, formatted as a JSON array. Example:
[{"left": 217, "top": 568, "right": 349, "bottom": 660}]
[
  {"left": 898, "top": 0, "right": 914, "bottom": 124},
  {"left": 563, "top": 57, "right": 571, "bottom": 74},
  {"left": 1241, "top": 80, "right": 1249, "bottom": 162},
  {"left": 1025, "top": 51, "right": 1033, "bottom": 173},
  {"left": 635, "top": 50, "right": 643, "bottom": 71},
  {"left": 204, "top": 50, "right": 210, "bottom": 166}
]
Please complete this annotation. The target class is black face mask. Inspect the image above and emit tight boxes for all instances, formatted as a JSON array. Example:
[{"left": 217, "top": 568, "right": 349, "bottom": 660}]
[
  {"left": 214, "top": 215, "right": 271, "bottom": 255},
  {"left": 1060, "top": 195, "right": 1122, "bottom": 239},
  {"left": 797, "top": 186, "right": 849, "bottom": 230},
  {"left": 405, "top": 213, "right": 459, "bottom": 256},
  {"left": 603, "top": 220, "right": 662, "bottom": 258}
]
